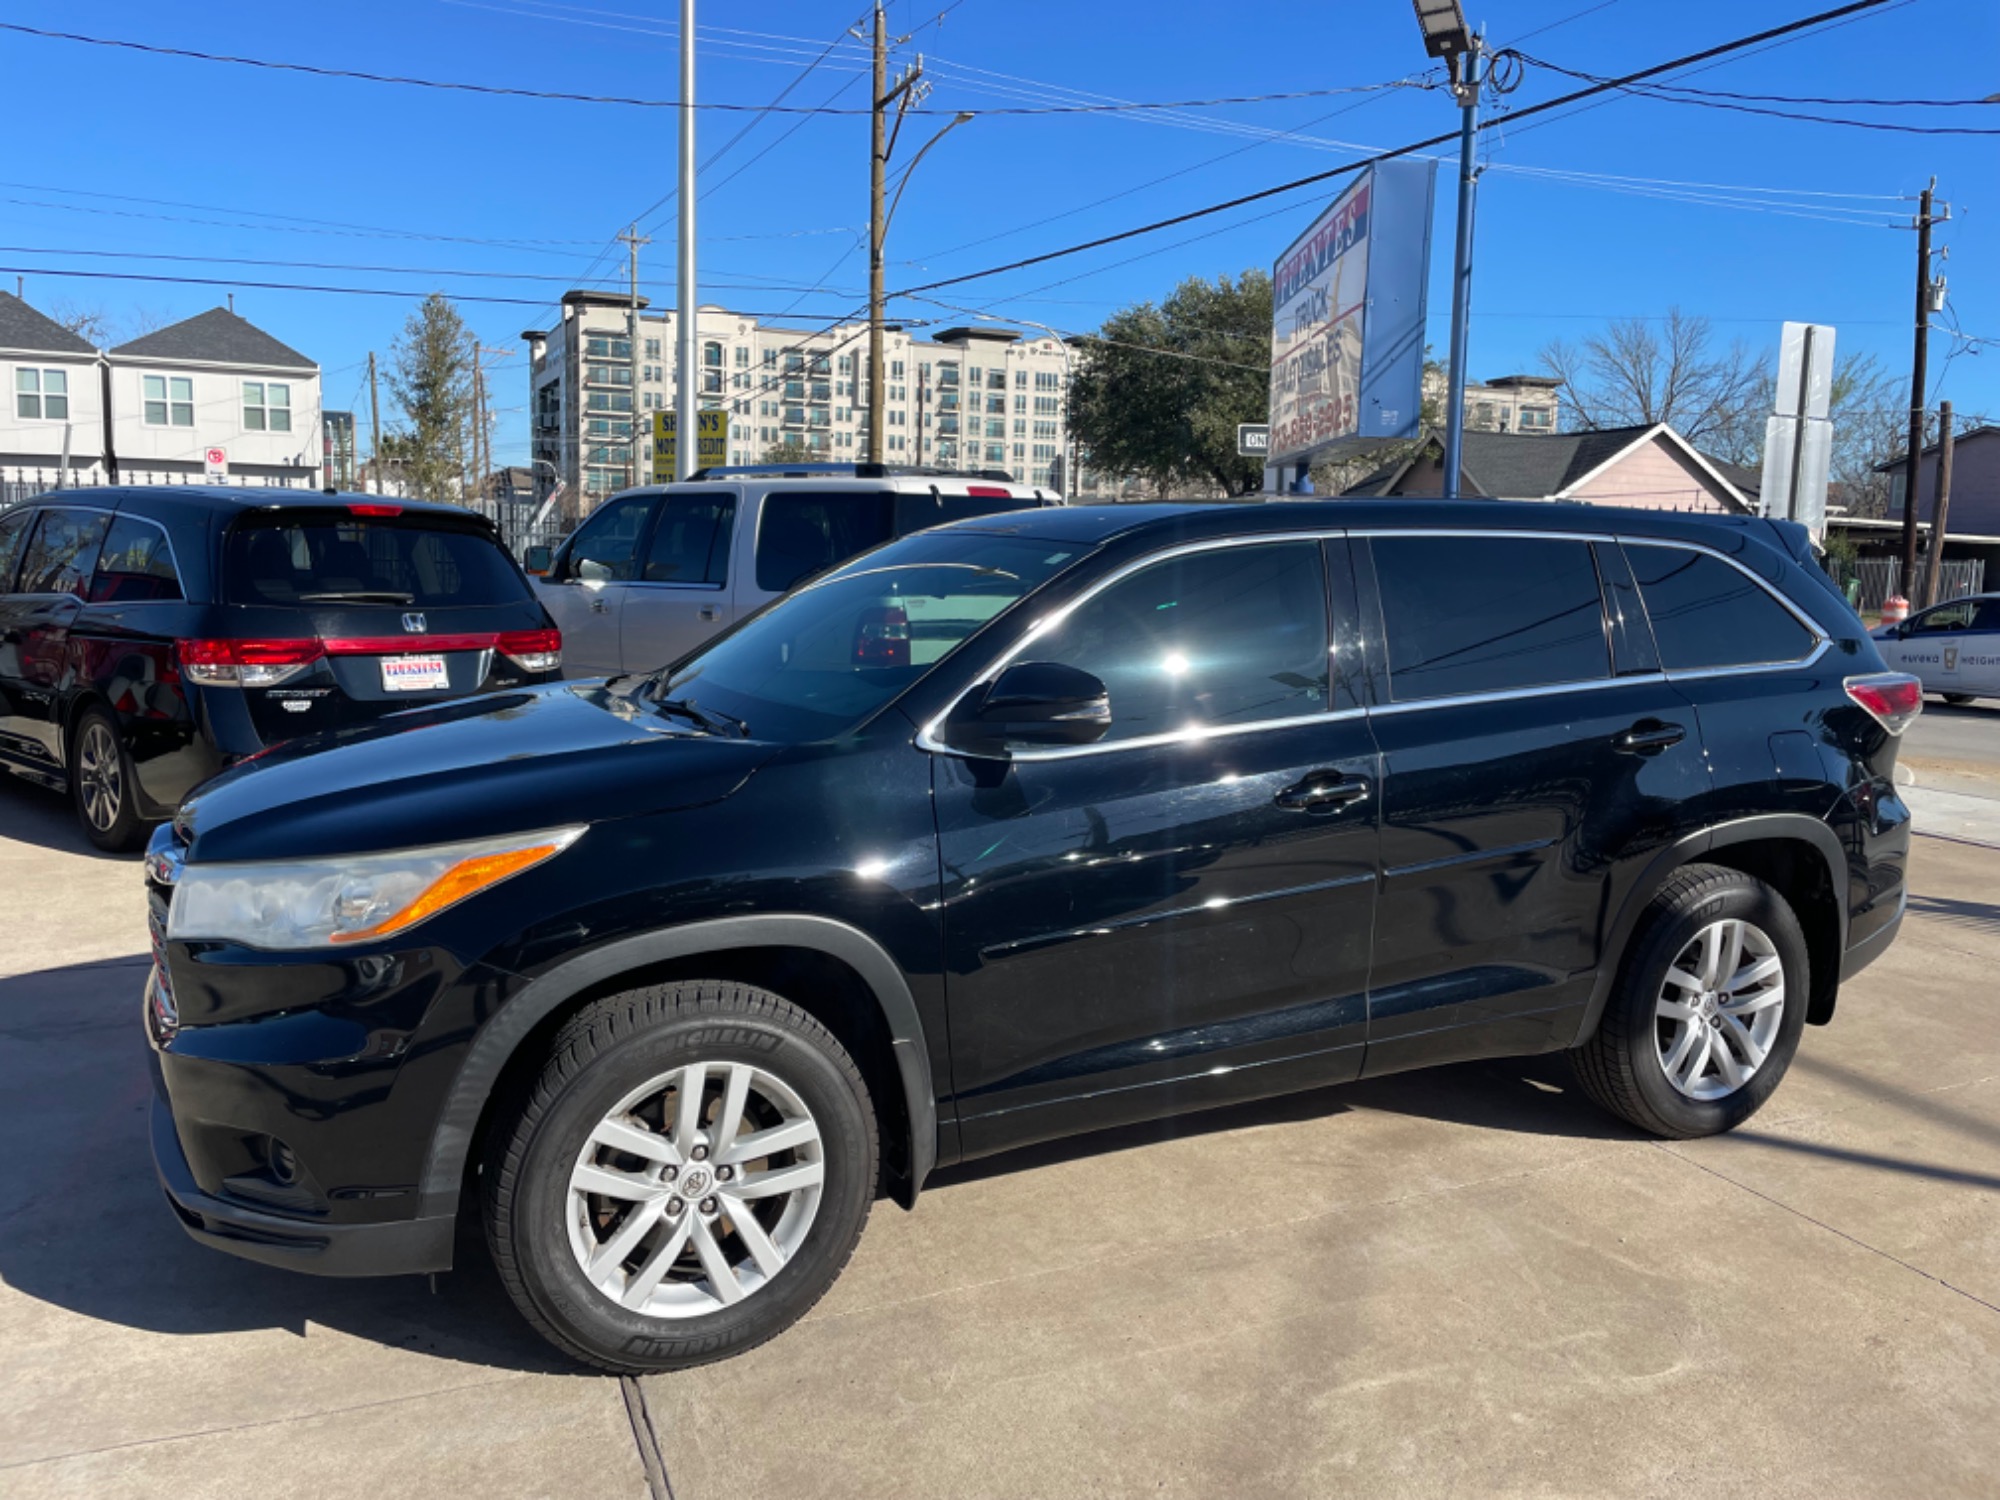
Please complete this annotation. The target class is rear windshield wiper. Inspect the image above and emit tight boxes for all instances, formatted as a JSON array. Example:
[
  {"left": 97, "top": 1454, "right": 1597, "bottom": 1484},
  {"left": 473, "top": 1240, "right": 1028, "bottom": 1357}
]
[{"left": 297, "top": 590, "right": 416, "bottom": 603}]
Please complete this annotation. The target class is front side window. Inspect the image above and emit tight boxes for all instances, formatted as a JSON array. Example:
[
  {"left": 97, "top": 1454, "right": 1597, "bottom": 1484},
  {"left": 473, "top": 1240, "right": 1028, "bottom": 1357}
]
[
  {"left": 1373, "top": 534, "right": 1609, "bottom": 702},
  {"left": 242, "top": 381, "right": 292, "bottom": 433},
  {"left": 17, "top": 508, "right": 112, "bottom": 597},
  {"left": 15, "top": 368, "right": 68, "bottom": 420},
  {"left": 1026, "top": 541, "right": 1329, "bottom": 743},
  {"left": 643, "top": 495, "right": 734, "bottom": 585},
  {"left": 1625, "top": 543, "right": 1816, "bottom": 671},
  {"left": 90, "top": 516, "right": 183, "bottom": 602},
  {"left": 143, "top": 374, "right": 194, "bottom": 426},
  {"left": 562, "top": 493, "right": 654, "bottom": 583}
]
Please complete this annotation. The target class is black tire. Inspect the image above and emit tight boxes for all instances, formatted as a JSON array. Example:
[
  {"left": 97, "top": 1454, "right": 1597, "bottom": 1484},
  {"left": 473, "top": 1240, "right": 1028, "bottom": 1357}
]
[
  {"left": 1571, "top": 863, "right": 1810, "bottom": 1139},
  {"left": 1942, "top": 693, "right": 1976, "bottom": 706},
  {"left": 483, "top": 980, "right": 878, "bottom": 1374},
  {"left": 68, "top": 706, "right": 147, "bottom": 853}
]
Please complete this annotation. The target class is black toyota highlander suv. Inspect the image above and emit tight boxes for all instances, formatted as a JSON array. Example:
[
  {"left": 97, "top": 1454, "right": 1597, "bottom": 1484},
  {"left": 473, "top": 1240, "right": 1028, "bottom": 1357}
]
[
  {"left": 0, "top": 487, "right": 560, "bottom": 850},
  {"left": 144, "top": 500, "right": 1916, "bottom": 1373}
]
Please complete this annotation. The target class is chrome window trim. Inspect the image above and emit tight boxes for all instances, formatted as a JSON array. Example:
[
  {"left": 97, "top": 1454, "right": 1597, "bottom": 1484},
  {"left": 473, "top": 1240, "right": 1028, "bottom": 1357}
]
[
  {"left": 1367, "top": 672, "right": 1670, "bottom": 717},
  {"left": 94, "top": 511, "right": 188, "bottom": 602}
]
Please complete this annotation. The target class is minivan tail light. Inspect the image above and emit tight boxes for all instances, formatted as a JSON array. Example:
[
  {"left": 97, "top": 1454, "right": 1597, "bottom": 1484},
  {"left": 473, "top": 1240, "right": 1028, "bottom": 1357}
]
[
  {"left": 853, "top": 605, "right": 911, "bottom": 667},
  {"left": 497, "top": 628, "right": 562, "bottom": 673},
  {"left": 1844, "top": 673, "right": 1923, "bottom": 735},
  {"left": 177, "top": 638, "right": 323, "bottom": 687}
]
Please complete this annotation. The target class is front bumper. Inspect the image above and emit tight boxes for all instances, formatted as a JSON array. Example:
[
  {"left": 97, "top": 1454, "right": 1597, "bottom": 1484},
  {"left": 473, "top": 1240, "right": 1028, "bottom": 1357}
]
[{"left": 151, "top": 1079, "right": 455, "bottom": 1278}]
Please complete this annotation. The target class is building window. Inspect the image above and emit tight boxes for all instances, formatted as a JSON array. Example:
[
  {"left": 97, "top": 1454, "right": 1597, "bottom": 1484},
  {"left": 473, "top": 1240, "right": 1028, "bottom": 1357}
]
[
  {"left": 1033, "top": 396, "right": 1058, "bottom": 416},
  {"left": 239, "top": 381, "right": 292, "bottom": 432},
  {"left": 735, "top": 346, "right": 749, "bottom": 368},
  {"left": 645, "top": 338, "right": 661, "bottom": 358},
  {"left": 1015, "top": 370, "right": 1027, "bottom": 388},
  {"left": 14, "top": 368, "right": 69, "bottom": 421},
  {"left": 143, "top": 374, "right": 194, "bottom": 427},
  {"left": 1519, "top": 406, "right": 1552, "bottom": 430},
  {"left": 764, "top": 349, "right": 777, "bottom": 368},
  {"left": 1035, "top": 371, "right": 1060, "bottom": 391}
]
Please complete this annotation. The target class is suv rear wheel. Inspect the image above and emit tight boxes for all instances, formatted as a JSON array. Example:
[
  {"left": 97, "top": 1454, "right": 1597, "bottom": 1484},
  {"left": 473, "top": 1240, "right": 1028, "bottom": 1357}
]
[
  {"left": 1572, "top": 864, "right": 1809, "bottom": 1138},
  {"left": 483, "top": 980, "right": 878, "bottom": 1373}
]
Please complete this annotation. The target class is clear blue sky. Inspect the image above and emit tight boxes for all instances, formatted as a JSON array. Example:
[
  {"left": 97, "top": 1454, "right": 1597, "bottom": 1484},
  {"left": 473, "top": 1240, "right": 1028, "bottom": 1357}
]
[{"left": 4, "top": 0, "right": 1994, "bottom": 467}]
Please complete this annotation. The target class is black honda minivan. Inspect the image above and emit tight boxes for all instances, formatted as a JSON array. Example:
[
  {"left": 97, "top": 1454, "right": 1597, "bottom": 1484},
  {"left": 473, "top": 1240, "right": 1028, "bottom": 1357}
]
[
  {"left": 144, "top": 500, "right": 1916, "bottom": 1373},
  {"left": 0, "top": 487, "right": 560, "bottom": 849}
]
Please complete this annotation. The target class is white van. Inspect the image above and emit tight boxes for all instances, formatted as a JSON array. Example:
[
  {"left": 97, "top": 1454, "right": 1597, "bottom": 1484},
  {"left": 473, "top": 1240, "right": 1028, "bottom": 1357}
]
[{"left": 529, "top": 464, "right": 1058, "bottom": 678}]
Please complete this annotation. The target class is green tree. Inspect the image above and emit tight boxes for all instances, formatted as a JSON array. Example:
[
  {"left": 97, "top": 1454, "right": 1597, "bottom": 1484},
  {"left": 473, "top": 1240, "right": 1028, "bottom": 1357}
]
[
  {"left": 387, "top": 293, "right": 475, "bottom": 502},
  {"left": 760, "top": 439, "right": 817, "bottom": 464},
  {"left": 1070, "top": 270, "right": 1273, "bottom": 497}
]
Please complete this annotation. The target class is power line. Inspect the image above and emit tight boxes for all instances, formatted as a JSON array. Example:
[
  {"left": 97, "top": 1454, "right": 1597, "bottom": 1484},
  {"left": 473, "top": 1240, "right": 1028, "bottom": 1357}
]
[{"left": 890, "top": 0, "right": 1897, "bottom": 302}]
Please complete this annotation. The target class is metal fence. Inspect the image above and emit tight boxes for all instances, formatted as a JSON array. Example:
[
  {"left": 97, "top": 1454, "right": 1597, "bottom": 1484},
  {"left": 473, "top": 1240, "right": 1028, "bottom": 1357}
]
[
  {"left": 1850, "top": 557, "right": 1987, "bottom": 613},
  {"left": 1, "top": 465, "right": 318, "bottom": 511}
]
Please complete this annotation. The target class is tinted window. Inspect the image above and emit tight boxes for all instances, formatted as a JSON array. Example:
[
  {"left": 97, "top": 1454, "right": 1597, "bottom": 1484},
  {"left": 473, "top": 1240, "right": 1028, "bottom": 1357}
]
[
  {"left": 17, "top": 508, "right": 112, "bottom": 598},
  {"left": 643, "top": 495, "right": 734, "bottom": 585},
  {"left": 561, "top": 493, "right": 653, "bottom": 583},
  {"left": 224, "top": 516, "right": 530, "bottom": 607},
  {"left": 1372, "top": 535, "right": 1608, "bottom": 701},
  {"left": 893, "top": 491, "right": 1035, "bottom": 535},
  {"left": 1029, "top": 541, "right": 1329, "bottom": 742},
  {"left": 1909, "top": 600, "right": 1975, "bottom": 633},
  {"left": 90, "top": 516, "right": 183, "bottom": 603},
  {"left": 756, "top": 492, "right": 894, "bottom": 592},
  {"left": 1974, "top": 601, "right": 2000, "bottom": 633},
  {"left": 1626, "top": 544, "right": 1815, "bottom": 670},
  {"left": 0, "top": 508, "right": 32, "bottom": 592},
  {"left": 659, "top": 532, "right": 1082, "bottom": 741}
]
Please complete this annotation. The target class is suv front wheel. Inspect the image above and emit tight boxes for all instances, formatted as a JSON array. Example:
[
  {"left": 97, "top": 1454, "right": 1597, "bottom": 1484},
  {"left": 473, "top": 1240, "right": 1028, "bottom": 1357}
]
[
  {"left": 484, "top": 980, "right": 879, "bottom": 1373},
  {"left": 1572, "top": 864, "right": 1809, "bottom": 1138}
]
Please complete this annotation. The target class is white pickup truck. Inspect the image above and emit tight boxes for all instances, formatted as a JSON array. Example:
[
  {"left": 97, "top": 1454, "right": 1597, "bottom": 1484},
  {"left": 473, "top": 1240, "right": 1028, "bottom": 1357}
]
[{"left": 530, "top": 465, "right": 1058, "bottom": 678}]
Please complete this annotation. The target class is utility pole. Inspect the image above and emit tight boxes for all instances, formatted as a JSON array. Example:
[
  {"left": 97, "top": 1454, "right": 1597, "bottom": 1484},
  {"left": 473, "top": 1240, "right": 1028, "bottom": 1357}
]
[
  {"left": 867, "top": 5, "right": 924, "bottom": 464},
  {"left": 1441, "top": 34, "right": 1483, "bottom": 503},
  {"left": 619, "top": 224, "right": 652, "bottom": 489},
  {"left": 674, "top": 0, "right": 698, "bottom": 481},
  {"left": 367, "top": 350, "right": 382, "bottom": 496},
  {"left": 471, "top": 362, "right": 485, "bottom": 505},
  {"left": 1897, "top": 180, "right": 1939, "bottom": 600},
  {"left": 1922, "top": 400, "right": 1955, "bottom": 609}
]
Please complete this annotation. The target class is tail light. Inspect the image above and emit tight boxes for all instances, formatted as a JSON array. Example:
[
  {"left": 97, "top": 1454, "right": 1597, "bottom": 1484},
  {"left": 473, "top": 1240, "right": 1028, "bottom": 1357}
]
[
  {"left": 965, "top": 485, "right": 1012, "bottom": 498},
  {"left": 1844, "top": 673, "right": 1923, "bottom": 735},
  {"left": 177, "top": 638, "right": 323, "bottom": 687},
  {"left": 497, "top": 628, "right": 562, "bottom": 673},
  {"left": 853, "top": 605, "right": 911, "bottom": 667},
  {"left": 348, "top": 503, "right": 403, "bottom": 517}
]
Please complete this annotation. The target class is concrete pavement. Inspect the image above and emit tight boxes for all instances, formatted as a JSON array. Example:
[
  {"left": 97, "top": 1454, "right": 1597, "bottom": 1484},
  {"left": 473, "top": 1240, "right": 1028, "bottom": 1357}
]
[{"left": 3, "top": 771, "right": 2000, "bottom": 1497}]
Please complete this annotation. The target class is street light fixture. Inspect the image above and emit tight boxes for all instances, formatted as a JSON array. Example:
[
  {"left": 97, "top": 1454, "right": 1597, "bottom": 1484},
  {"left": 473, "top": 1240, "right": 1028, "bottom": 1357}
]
[
  {"left": 1411, "top": 0, "right": 1472, "bottom": 62},
  {"left": 1413, "top": 0, "right": 1483, "bottom": 502},
  {"left": 886, "top": 112, "right": 975, "bottom": 235}
]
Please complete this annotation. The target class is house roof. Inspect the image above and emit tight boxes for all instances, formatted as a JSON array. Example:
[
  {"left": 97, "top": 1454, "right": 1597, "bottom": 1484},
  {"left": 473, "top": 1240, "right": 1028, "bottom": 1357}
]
[
  {"left": 112, "top": 308, "right": 315, "bottom": 369},
  {"left": 0, "top": 292, "right": 97, "bottom": 356},
  {"left": 1874, "top": 424, "right": 2000, "bottom": 472},
  {"left": 1343, "top": 423, "right": 1753, "bottom": 511}
]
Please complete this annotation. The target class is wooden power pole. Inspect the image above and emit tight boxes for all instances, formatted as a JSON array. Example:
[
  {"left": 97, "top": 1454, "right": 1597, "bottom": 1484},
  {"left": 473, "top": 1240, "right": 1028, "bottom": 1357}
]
[
  {"left": 619, "top": 224, "right": 650, "bottom": 487},
  {"left": 1897, "top": 180, "right": 1940, "bottom": 601},
  {"left": 367, "top": 350, "right": 383, "bottom": 496},
  {"left": 867, "top": 6, "right": 922, "bottom": 464},
  {"left": 1922, "top": 401, "right": 1956, "bottom": 609}
]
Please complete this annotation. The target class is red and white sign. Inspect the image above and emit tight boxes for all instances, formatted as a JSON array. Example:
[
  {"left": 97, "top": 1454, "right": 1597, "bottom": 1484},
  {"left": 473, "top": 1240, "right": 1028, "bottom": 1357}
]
[{"left": 204, "top": 447, "right": 228, "bottom": 477}]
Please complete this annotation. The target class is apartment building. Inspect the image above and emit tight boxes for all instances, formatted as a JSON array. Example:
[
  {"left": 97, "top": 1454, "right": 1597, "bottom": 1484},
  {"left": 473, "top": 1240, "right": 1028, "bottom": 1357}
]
[
  {"left": 1, "top": 293, "right": 324, "bottom": 490},
  {"left": 524, "top": 291, "right": 1071, "bottom": 511},
  {"left": 1421, "top": 369, "right": 1562, "bottom": 435}
]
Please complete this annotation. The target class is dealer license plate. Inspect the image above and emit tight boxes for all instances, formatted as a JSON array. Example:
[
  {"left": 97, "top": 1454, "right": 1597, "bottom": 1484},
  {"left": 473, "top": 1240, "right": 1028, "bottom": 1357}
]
[{"left": 381, "top": 654, "right": 450, "bottom": 691}]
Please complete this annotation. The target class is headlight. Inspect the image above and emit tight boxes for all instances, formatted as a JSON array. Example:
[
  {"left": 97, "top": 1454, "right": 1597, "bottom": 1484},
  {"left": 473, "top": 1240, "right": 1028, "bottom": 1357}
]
[{"left": 168, "top": 826, "right": 586, "bottom": 950}]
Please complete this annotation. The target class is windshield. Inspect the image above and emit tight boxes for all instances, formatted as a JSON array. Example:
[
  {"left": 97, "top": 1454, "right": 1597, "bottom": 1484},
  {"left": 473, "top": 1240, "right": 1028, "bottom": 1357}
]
[{"left": 653, "top": 530, "right": 1085, "bottom": 741}]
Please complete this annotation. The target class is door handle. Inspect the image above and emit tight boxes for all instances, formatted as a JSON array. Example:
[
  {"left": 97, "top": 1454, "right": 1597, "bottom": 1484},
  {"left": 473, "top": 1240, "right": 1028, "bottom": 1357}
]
[
  {"left": 1611, "top": 720, "right": 1686, "bottom": 754},
  {"left": 1275, "top": 771, "right": 1370, "bottom": 812},
  {"left": 590, "top": 598, "right": 610, "bottom": 614},
  {"left": 699, "top": 606, "right": 720, "bottom": 621}
]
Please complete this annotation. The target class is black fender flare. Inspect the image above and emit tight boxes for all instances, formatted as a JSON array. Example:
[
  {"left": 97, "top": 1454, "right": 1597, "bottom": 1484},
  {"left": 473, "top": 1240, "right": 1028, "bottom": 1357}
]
[
  {"left": 1573, "top": 814, "right": 1849, "bottom": 1045},
  {"left": 418, "top": 914, "right": 938, "bottom": 1218}
]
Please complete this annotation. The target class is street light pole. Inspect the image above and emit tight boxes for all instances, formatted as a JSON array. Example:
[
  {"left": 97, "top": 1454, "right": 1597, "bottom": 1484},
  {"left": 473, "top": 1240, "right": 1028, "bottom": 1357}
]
[
  {"left": 674, "top": 0, "right": 698, "bottom": 481},
  {"left": 1441, "top": 34, "right": 1482, "bottom": 503}
]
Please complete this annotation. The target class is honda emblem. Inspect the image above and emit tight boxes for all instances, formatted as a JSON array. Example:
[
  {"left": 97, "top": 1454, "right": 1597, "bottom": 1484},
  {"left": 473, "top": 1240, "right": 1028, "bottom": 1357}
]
[{"left": 401, "top": 612, "right": 428, "bottom": 634}]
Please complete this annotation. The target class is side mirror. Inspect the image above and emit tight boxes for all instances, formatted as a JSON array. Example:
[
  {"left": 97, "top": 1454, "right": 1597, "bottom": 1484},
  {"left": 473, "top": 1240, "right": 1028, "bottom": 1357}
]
[
  {"left": 577, "top": 557, "right": 614, "bottom": 584},
  {"left": 523, "top": 545, "right": 553, "bottom": 576},
  {"left": 946, "top": 661, "right": 1111, "bottom": 757}
]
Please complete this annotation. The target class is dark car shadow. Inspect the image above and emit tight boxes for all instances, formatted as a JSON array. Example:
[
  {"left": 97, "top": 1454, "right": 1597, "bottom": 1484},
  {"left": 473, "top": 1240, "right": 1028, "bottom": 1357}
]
[
  {"left": 0, "top": 954, "right": 570, "bottom": 1376},
  {"left": 0, "top": 773, "right": 133, "bottom": 861}
]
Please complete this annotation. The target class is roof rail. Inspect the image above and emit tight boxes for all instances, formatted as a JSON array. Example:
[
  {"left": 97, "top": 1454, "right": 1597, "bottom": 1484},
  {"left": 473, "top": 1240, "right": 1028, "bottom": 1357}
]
[{"left": 685, "top": 462, "right": 1022, "bottom": 483}]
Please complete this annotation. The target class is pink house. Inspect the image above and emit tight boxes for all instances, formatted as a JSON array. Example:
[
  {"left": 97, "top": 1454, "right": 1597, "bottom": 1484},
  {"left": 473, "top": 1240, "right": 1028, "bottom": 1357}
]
[{"left": 1343, "top": 422, "right": 1755, "bottom": 512}]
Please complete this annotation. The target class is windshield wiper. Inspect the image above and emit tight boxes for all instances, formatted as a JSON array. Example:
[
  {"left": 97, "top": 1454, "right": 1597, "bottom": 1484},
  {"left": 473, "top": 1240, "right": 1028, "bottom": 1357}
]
[
  {"left": 298, "top": 590, "right": 415, "bottom": 603},
  {"left": 652, "top": 692, "right": 749, "bottom": 738}
]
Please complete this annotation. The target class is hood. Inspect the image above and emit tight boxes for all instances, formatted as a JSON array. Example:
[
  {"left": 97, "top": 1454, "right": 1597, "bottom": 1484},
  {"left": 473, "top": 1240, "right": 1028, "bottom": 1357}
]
[{"left": 180, "top": 681, "right": 782, "bottom": 863}]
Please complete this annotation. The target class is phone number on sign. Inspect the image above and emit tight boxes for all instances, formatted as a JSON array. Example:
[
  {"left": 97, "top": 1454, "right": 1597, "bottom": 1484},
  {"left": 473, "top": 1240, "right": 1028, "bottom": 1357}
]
[{"left": 1272, "top": 393, "right": 1357, "bottom": 456}]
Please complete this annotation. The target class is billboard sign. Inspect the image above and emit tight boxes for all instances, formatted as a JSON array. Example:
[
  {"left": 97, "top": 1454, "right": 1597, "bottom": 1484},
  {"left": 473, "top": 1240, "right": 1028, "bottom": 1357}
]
[
  {"left": 1268, "top": 157, "right": 1437, "bottom": 468},
  {"left": 651, "top": 409, "right": 729, "bottom": 481}
]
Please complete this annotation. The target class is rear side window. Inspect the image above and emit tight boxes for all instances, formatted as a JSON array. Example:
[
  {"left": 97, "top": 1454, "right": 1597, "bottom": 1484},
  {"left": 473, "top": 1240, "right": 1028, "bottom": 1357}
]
[
  {"left": 224, "top": 516, "right": 530, "bottom": 607},
  {"left": 1028, "top": 540, "right": 1330, "bottom": 742},
  {"left": 1371, "top": 534, "right": 1609, "bottom": 701},
  {"left": 1625, "top": 544, "right": 1816, "bottom": 670},
  {"left": 893, "top": 491, "right": 1035, "bottom": 535},
  {"left": 643, "top": 495, "right": 734, "bottom": 585},
  {"left": 17, "top": 508, "right": 111, "bottom": 598},
  {"left": 1975, "top": 601, "right": 2000, "bottom": 632},
  {"left": 90, "top": 516, "right": 183, "bottom": 602},
  {"left": 756, "top": 492, "right": 894, "bottom": 593},
  {"left": 0, "top": 508, "right": 32, "bottom": 591}
]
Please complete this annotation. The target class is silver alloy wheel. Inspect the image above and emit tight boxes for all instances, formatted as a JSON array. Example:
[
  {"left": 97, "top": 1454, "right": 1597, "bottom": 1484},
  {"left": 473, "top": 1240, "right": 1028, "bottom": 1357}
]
[
  {"left": 566, "top": 1061, "right": 825, "bottom": 1318},
  {"left": 77, "top": 722, "right": 123, "bottom": 832},
  {"left": 1655, "top": 917, "right": 1786, "bottom": 1101}
]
